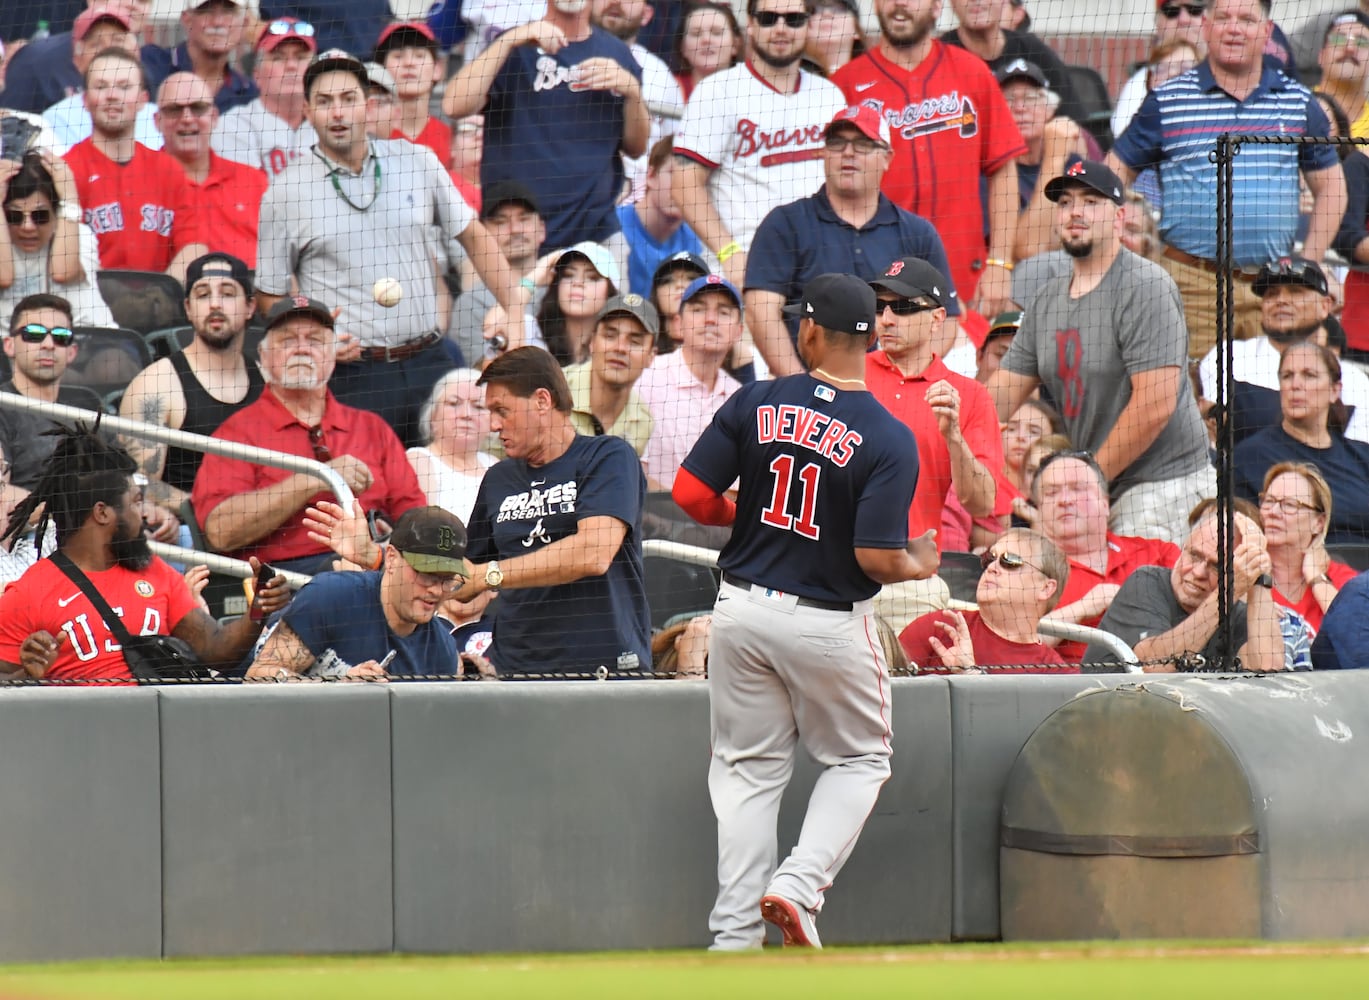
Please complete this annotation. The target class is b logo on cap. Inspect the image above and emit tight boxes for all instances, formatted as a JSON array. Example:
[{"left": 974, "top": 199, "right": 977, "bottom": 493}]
[
  {"left": 292, "top": 295, "right": 310, "bottom": 308},
  {"left": 886, "top": 261, "right": 905, "bottom": 276},
  {"left": 1066, "top": 161, "right": 1086, "bottom": 178},
  {"left": 437, "top": 525, "right": 457, "bottom": 551},
  {"left": 706, "top": 275, "right": 723, "bottom": 285}
]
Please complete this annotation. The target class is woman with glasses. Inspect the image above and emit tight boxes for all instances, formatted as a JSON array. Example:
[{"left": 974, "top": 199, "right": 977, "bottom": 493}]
[
  {"left": 674, "top": 1, "right": 743, "bottom": 102},
  {"left": 0, "top": 151, "right": 112, "bottom": 330},
  {"left": 1233, "top": 342, "right": 1369, "bottom": 546},
  {"left": 898, "top": 528, "right": 1072, "bottom": 674},
  {"left": 1254, "top": 462, "right": 1358, "bottom": 633}
]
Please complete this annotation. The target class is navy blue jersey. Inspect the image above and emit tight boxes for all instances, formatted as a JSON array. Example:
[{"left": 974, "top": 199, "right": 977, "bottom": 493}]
[
  {"left": 683, "top": 376, "right": 919, "bottom": 602},
  {"left": 467, "top": 435, "right": 651, "bottom": 676}
]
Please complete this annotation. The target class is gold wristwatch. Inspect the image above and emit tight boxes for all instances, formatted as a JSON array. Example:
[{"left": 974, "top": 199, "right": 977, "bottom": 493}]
[{"left": 484, "top": 561, "right": 503, "bottom": 590}]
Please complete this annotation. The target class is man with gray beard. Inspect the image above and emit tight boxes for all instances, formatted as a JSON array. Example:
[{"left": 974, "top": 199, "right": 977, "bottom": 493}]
[{"left": 191, "top": 296, "right": 426, "bottom": 575}]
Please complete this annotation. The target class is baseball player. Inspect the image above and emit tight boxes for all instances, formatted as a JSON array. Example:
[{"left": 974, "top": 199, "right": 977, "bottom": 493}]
[{"left": 674, "top": 273, "right": 940, "bottom": 949}]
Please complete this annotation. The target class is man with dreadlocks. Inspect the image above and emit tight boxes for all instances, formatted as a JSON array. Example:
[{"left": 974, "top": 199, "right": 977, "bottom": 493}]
[{"left": 0, "top": 423, "right": 291, "bottom": 683}]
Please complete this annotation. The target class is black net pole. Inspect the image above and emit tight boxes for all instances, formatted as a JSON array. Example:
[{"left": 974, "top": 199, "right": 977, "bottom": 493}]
[{"left": 1213, "top": 133, "right": 1237, "bottom": 667}]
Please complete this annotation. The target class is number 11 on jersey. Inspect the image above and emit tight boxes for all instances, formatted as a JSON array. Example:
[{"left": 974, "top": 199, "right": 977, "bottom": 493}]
[{"left": 760, "top": 454, "right": 822, "bottom": 540}]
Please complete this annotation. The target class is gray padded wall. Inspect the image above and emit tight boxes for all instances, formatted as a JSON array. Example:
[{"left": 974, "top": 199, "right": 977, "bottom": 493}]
[
  {"left": 158, "top": 686, "right": 394, "bottom": 956},
  {"left": 0, "top": 689, "right": 162, "bottom": 963},
  {"left": 947, "top": 674, "right": 1132, "bottom": 940},
  {"left": 391, "top": 678, "right": 954, "bottom": 952}
]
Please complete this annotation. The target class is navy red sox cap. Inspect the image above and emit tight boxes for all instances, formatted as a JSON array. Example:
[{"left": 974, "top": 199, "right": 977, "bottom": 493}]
[
  {"left": 784, "top": 273, "right": 876, "bottom": 337},
  {"left": 1252, "top": 256, "right": 1330, "bottom": 298},
  {"left": 264, "top": 294, "right": 335, "bottom": 332},
  {"left": 869, "top": 257, "right": 950, "bottom": 309},
  {"left": 1045, "top": 157, "right": 1125, "bottom": 205},
  {"left": 681, "top": 273, "right": 742, "bottom": 311},
  {"left": 184, "top": 252, "right": 252, "bottom": 297}
]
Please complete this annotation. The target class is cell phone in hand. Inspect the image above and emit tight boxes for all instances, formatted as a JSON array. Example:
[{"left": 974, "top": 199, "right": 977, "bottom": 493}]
[{"left": 249, "top": 563, "right": 276, "bottom": 621}]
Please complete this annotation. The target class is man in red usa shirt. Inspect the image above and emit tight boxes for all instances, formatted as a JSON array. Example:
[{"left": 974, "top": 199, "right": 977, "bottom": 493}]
[{"left": 675, "top": 272, "right": 939, "bottom": 950}]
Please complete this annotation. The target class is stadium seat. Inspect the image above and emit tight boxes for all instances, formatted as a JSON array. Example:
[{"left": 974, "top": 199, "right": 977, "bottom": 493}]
[
  {"left": 937, "top": 551, "right": 984, "bottom": 604},
  {"left": 644, "top": 554, "right": 720, "bottom": 631},
  {"left": 1328, "top": 543, "right": 1369, "bottom": 572},
  {"left": 65, "top": 326, "right": 153, "bottom": 411},
  {"left": 1064, "top": 63, "right": 1115, "bottom": 153},
  {"left": 96, "top": 269, "right": 188, "bottom": 334}
]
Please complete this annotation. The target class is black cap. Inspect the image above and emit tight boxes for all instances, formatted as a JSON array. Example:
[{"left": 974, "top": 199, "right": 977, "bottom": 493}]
[
  {"left": 264, "top": 294, "right": 335, "bottom": 332},
  {"left": 1326, "top": 10, "right": 1369, "bottom": 43},
  {"left": 651, "top": 251, "right": 709, "bottom": 288},
  {"left": 480, "top": 180, "right": 540, "bottom": 220},
  {"left": 184, "top": 252, "right": 252, "bottom": 297},
  {"left": 868, "top": 257, "right": 950, "bottom": 308},
  {"left": 1044, "top": 157, "right": 1125, "bottom": 205},
  {"left": 783, "top": 273, "right": 876, "bottom": 336},
  {"left": 1323, "top": 314, "right": 1347, "bottom": 353},
  {"left": 1252, "top": 256, "right": 1330, "bottom": 298},
  {"left": 995, "top": 58, "right": 1048, "bottom": 89},
  {"left": 389, "top": 506, "right": 469, "bottom": 575},
  {"left": 304, "top": 48, "right": 369, "bottom": 99}
]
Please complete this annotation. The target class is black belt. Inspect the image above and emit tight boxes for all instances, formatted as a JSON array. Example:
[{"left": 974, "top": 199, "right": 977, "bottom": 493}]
[
  {"left": 722, "top": 572, "right": 853, "bottom": 612},
  {"left": 356, "top": 332, "right": 442, "bottom": 363}
]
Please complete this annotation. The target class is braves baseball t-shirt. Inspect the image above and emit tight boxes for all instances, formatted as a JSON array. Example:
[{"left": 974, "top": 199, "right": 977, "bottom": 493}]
[
  {"left": 0, "top": 556, "right": 199, "bottom": 683},
  {"left": 674, "top": 61, "right": 846, "bottom": 251},
  {"left": 64, "top": 139, "right": 203, "bottom": 272},
  {"left": 466, "top": 434, "right": 650, "bottom": 676}
]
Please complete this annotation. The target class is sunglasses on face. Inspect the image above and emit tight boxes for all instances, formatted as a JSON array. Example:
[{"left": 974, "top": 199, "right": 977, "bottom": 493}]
[
  {"left": 5, "top": 208, "right": 51, "bottom": 226},
  {"left": 161, "top": 101, "right": 214, "bottom": 118},
  {"left": 17, "top": 323, "right": 75, "bottom": 345},
  {"left": 1328, "top": 32, "right": 1369, "bottom": 51},
  {"left": 980, "top": 549, "right": 1042, "bottom": 574},
  {"left": 265, "top": 19, "right": 315, "bottom": 36},
  {"left": 876, "top": 297, "right": 937, "bottom": 317},
  {"left": 752, "top": 10, "right": 810, "bottom": 28},
  {"left": 1159, "top": 3, "right": 1206, "bottom": 19},
  {"left": 308, "top": 425, "right": 332, "bottom": 463}
]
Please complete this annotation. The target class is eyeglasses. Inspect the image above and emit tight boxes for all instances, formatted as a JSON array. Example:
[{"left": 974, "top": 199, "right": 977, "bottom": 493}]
[
  {"left": 265, "top": 18, "right": 315, "bottom": 37},
  {"left": 1328, "top": 32, "right": 1369, "bottom": 50},
  {"left": 308, "top": 425, "right": 332, "bottom": 463},
  {"left": 5, "top": 208, "right": 52, "bottom": 226},
  {"left": 409, "top": 564, "right": 465, "bottom": 592},
  {"left": 1258, "top": 494, "right": 1322, "bottom": 516},
  {"left": 876, "top": 297, "right": 938, "bottom": 317},
  {"left": 823, "top": 133, "right": 885, "bottom": 154},
  {"left": 1159, "top": 3, "right": 1206, "bottom": 19},
  {"left": 16, "top": 323, "right": 75, "bottom": 345},
  {"left": 980, "top": 549, "right": 1044, "bottom": 574},
  {"left": 160, "top": 101, "right": 214, "bottom": 118},
  {"left": 752, "top": 10, "right": 810, "bottom": 28}
]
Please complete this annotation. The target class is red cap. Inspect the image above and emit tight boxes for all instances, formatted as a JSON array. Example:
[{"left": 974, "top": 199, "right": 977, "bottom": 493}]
[
  {"left": 824, "top": 105, "right": 892, "bottom": 148},
  {"left": 375, "top": 21, "right": 438, "bottom": 56},
  {"left": 256, "top": 16, "right": 318, "bottom": 55},
  {"left": 74, "top": 5, "right": 131, "bottom": 42}
]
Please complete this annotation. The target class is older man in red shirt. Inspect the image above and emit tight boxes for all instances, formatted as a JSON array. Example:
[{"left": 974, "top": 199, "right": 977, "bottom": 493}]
[
  {"left": 192, "top": 296, "right": 426, "bottom": 575},
  {"left": 865, "top": 257, "right": 1004, "bottom": 552}
]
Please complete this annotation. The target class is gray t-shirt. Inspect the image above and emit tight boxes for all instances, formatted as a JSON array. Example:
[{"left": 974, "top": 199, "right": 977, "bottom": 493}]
[
  {"left": 1003, "top": 248, "right": 1209, "bottom": 497},
  {"left": 1085, "top": 565, "right": 1247, "bottom": 670},
  {"left": 257, "top": 139, "right": 475, "bottom": 349}
]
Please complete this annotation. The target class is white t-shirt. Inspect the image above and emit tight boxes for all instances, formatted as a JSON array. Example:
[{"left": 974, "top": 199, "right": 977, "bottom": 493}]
[
  {"left": 674, "top": 61, "right": 845, "bottom": 250},
  {"left": 0, "top": 223, "right": 114, "bottom": 330}
]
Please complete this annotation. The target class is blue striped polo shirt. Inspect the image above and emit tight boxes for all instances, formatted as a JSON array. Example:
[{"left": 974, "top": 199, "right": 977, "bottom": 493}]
[{"left": 1112, "top": 62, "right": 1337, "bottom": 266}]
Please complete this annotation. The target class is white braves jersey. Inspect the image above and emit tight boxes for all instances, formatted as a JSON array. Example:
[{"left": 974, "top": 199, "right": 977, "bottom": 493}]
[
  {"left": 213, "top": 98, "right": 318, "bottom": 181},
  {"left": 674, "top": 61, "right": 845, "bottom": 249}
]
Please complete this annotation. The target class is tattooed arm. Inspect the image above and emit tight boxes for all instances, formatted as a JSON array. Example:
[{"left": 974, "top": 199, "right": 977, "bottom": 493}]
[{"left": 118, "top": 357, "right": 190, "bottom": 513}]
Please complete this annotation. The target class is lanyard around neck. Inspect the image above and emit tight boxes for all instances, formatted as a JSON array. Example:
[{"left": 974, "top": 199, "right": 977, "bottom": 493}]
[{"left": 327, "top": 152, "right": 382, "bottom": 212}]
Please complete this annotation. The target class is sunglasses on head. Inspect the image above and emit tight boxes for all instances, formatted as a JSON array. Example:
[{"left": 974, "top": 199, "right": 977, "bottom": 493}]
[
  {"left": 1159, "top": 3, "right": 1206, "bottom": 19},
  {"left": 17, "top": 323, "right": 75, "bottom": 345},
  {"left": 265, "top": 19, "right": 315, "bottom": 36},
  {"left": 980, "top": 549, "right": 1043, "bottom": 573},
  {"left": 876, "top": 297, "right": 937, "bottom": 317},
  {"left": 752, "top": 10, "right": 810, "bottom": 28},
  {"left": 5, "top": 207, "right": 51, "bottom": 226}
]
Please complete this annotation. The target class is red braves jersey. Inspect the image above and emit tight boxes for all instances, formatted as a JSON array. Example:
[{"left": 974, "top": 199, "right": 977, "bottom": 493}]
[
  {"left": 182, "top": 151, "right": 269, "bottom": 267},
  {"left": 0, "top": 556, "right": 199, "bottom": 683},
  {"left": 64, "top": 140, "right": 203, "bottom": 272},
  {"left": 1055, "top": 533, "right": 1180, "bottom": 662},
  {"left": 674, "top": 61, "right": 846, "bottom": 250},
  {"left": 865, "top": 351, "right": 1003, "bottom": 552},
  {"left": 833, "top": 44, "right": 1025, "bottom": 303},
  {"left": 392, "top": 117, "right": 453, "bottom": 171}
]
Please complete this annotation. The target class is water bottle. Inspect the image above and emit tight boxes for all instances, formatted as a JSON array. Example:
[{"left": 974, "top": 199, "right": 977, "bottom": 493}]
[{"left": 31, "top": 20, "right": 50, "bottom": 40}]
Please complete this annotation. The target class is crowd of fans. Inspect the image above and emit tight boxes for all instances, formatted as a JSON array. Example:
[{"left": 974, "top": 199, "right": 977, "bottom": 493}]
[{"left": 1, "top": 0, "right": 1369, "bottom": 684}]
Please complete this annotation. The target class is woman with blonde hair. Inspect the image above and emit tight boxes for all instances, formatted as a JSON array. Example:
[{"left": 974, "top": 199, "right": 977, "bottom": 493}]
[
  {"left": 1257, "top": 461, "right": 1358, "bottom": 632},
  {"left": 406, "top": 369, "right": 495, "bottom": 526}
]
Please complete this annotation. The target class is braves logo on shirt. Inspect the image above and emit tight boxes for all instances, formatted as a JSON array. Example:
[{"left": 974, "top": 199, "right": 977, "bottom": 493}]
[
  {"left": 860, "top": 92, "right": 979, "bottom": 141},
  {"left": 734, "top": 119, "right": 826, "bottom": 167},
  {"left": 496, "top": 479, "right": 579, "bottom": 523}
]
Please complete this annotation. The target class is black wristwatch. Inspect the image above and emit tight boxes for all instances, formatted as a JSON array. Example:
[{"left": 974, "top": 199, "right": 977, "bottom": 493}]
[{"left": 1255, "top": 573, "right": 1274, "bottom": 589}]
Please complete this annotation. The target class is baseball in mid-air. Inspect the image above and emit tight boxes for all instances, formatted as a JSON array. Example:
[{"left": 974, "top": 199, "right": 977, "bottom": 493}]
[{"left": 373, "top": 277, "right": 403, "bottom": 308}]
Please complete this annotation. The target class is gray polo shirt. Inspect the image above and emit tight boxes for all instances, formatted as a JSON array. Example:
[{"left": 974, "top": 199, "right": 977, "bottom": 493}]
[{"left": 257, "top": 139, "right": 475, "bottom": 349}]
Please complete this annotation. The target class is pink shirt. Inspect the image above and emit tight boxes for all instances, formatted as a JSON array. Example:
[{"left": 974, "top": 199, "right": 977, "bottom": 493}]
[{"left": 636, "top": 350, "right": 741, "bottom": 488}]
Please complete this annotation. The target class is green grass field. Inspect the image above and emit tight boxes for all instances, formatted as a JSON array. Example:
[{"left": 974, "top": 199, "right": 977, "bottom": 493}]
[{"left": 2, "top": 944, "right": 1367, "bottom": 999}]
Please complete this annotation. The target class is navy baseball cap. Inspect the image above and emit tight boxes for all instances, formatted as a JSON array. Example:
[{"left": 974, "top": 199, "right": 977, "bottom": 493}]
[
  {"left": 784, "top": 273, "right": 876, "bottom": 337},
  {"left": 869, "top": 257, "right": 950, "bottom": 308},
  {"left": 651, "top": 251, "right": 709, "bottom": 288},
  {"left": 680, "top": 273, "right": 742, "bottom": 311},
  {"left": 264, "top": 294, "right": 335, "bottom": 332},
  {"left": 184, "top": 252, "right": 252, "bottom": 297},
  {"left": 480, "top": 180, "right": 540, "bottom": 220},
  {"left": 996, "top": 58, "right": 1048, "bottom": 89},
  {"left": 1252, "top": 257, "right": 1330, "bottom": 298},
  {"left": 597, "top": 293, "right": 660, "bottom": 337},
  {"left": 1044, "top": 157, "right": 1124, "bottom": 205},
  {"left": 304, "top": 48, "right": 369, "bottom": 99}
]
